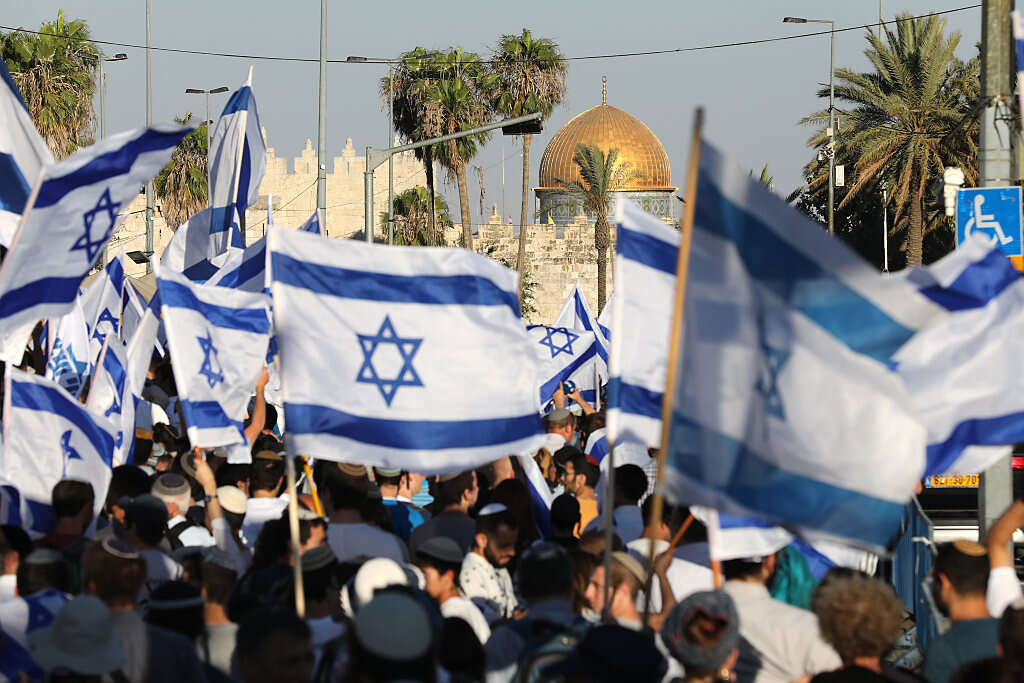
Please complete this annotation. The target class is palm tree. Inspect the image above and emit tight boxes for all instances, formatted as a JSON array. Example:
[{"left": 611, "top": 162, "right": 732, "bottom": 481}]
[
  {"left": 490, "top": 29, "right": 567, "bottom": 303},
  {"left": 429, "top": 49, "right": 496, "bottom": 251},
  {"left": 558, "top": 144, "right": 639, "bottom": 310},
  {"left": 383, "top": 48, "right": 445, "bottom": 245},
  {"left": 749, "top": 164, "right": 774, "bottom": 191},
  {"left": 1, "top": 11, "right": 98, "bottom": 158},
  {"left": 800, "top": 14, "right": 978, "bottom": 266},
  {"left": 378, "top": 186, "right": 452, "bottom": 246},
  {"left": 154, "top": 113, "right": 208, "bottom": 231}
]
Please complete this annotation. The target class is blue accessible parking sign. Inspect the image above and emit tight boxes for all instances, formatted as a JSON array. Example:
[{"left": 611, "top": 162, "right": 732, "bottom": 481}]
[{"left": 956, "top": 187, "right": 1023, "bottom": 259}]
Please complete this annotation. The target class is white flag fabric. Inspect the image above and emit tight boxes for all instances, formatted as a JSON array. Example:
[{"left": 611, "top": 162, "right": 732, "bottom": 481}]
[
  {"left": 268, "top": 226, "right": 546, "bottom": 472},
  {"left": 0, "top": 60, "right": 53, "bottom": 247},
  {"left": 86, "top": 337, "right": 134, "bottom": 466},
  {"left": 526, "top": 325, "right": 601, "bottom": 409},
  {"left": 0, "top": 124, "right": 188, "bottom": 335},
  {"left": 597, "top": 291, "right": 612, "bottom": 340},
  {"left": 156, "top": 265, "right": 270, "bottom": 448},
  {"left": 0, "top": 589, "right": 70, "bottom": 681},
  {"left": 206, "top": 234, "right": 267, "bottom": 293},
  {"left": 159, "top": 204, "right": 244, "bottom": 281},
  {"left": 209, "top": 74, "right": 266, "bottom": 216},
  {"left": 45, "top": 296, "right": 92, "bottom": 398},
  {"left": 662, "top": 141, "right": 933, "bottom": 551},
  {"left": 87, "top": 251, "right": 127, "bottom": 364},
  {"left": 1, "top": 369, "right": 116, "bottom": 532},
  {"left": 554, "top": 284, "right": 609, "bottom": 369},
  {"left": 298, "top": 210, "right": 324, "bottom": 236},
  {"left": 126, "top": 292, "right": 162, "bottom": 401},
  {"left": 121, "top": 281, "right": 147, "bottom": 344}
]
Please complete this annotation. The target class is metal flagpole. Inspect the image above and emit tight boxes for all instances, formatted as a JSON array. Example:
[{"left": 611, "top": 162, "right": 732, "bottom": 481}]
[
  {"left": 145, "top": 0, "right": 153, "bottom": 274},
  {"left": 882, "top": 189, "right": 889, "bottom": 272},
  {"left": 285, "top": 453, "right": 305, "bottom": 617},
  {"left": 316, "top": 0, "right": 328, "bottom": 235},
  {"left": 642, "top": 108, "right": 705, "bottom": 627}
]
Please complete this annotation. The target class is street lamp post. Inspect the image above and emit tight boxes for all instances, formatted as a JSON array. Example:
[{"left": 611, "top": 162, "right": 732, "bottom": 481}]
[
  {"left": 316, "top": 0, "right": 328, "bottom": 235},
  {"left": 185, "top": 86, "right": 229, "bottom": 201},
  {"left": 98, "top": 53, "right": 127, "bottom": 140},
  {"left": 145, "top": 0, "right": 153, "bottom": 273},
  {"left": 784, "top": 16, "right": 836, "bottom": 234}
]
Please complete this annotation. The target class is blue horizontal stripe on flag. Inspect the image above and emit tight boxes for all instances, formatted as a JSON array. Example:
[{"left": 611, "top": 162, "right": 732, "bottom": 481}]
[
  {"left": 717, "top": 513, "right": 777, "bottom": 530},
  {"left": 919, "top": 248, "right": 1020, "bottom": 312},
  {"left": 285, "top": 403, "right": 543, "bottom": 450},
  {"left": 271, "top": 252, "right": 520, "bottom": 314},
  {"left": 158, "top": 279, "right": 270, "bottom": 334},
  {"left": 539, "top": 343, "right": 598, "bottom": 402},
  {"left": 34, "top": 128, "right": 188, "bottom": 208},
  {"left": 668, "top": 414, "right": 903, "bottom": 548},
  {"left": 0, "top": 153, "right": 30, "bottom": 214},
  {"left": 10, "top": 378, "right": 114, "bottom": 466},
  {"left": 180, "top": 399, "right": 245, "bottom": 436},
  {"left": 607, "top": 378, "right": 662, "bottom": 419},
  {"left": 0, "top": 275, "right": 81, "bottom": 319},
  {"left": 695, "top": 176, "right": 915, "bottom": 364},
  {"left": 924, "top": 411, "right": 1024, "bottom": 476},
  {"left": 617, "top": 225, "right": 678, "bottom": 276},
  {"left": 236, "top": 240, "right": 266, "bottom": 286},
  {"left": 107, "top": 254, "right": 125, "bottom": 293},
  {"left": 220, "top": 86, "right": 252, "bottom": 117}
]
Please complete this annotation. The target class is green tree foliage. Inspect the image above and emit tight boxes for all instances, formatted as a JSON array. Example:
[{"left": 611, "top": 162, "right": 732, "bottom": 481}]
[
  {"left": 378, "top": 186, "right": 452, "bottom": 246},
  {"left": 490, "top": 29, "right": 568, "bottom": 303},
  {"left": 154, "top": 113, "right": 208, "bottom": 231},
  {"left": 1, "top": 10, "right": 98, "bottom": 158},
  {"left": 797, "top": 14, "right": 978, "bottom": 266}
]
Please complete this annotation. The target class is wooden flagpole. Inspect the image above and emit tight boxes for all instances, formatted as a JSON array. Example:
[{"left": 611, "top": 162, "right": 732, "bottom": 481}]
[
  {"left": 642, "top": 108, "right": 704, "bottom": 628},
  {"left": 286, "top": 452, "right": 306, "bottom": 617}
]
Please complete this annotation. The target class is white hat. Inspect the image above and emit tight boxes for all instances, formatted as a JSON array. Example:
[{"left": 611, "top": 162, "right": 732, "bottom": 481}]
[
  {"left": 216, "top": 486, "right": 247, "bottom": 515},
  {"left": 135, "top": 401, "right": 170, "bottom": 432},
  {"left": 29, "top": 596, "right": 125, "bottom": 675},
  {"left": 340, "top": 557, "right": 409, "bottom": 617}
]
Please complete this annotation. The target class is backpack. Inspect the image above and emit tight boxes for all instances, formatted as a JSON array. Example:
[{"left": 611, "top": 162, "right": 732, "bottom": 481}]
[
  {"left": 159, "top": 519, "right": 196, "bottom": 553},
  {"left": 510, "top": 617, "right": 591, "bottom": 683}
]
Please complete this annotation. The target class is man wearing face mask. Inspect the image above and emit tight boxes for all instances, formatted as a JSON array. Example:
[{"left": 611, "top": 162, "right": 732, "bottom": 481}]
[
  {"left": 723, "top": 553, "right": 840, "bottom": 683},
  {"left": 459, "top": 504, "right": 519, "bottom": 623}
]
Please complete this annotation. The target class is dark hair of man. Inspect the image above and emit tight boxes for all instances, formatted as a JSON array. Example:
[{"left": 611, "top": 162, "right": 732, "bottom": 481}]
[
  {"left": 415, "top": 551, "right": 462, "bottom": 588},
  {"left": 570, "top": 549, "right": 597, "bottom": 613},
  {"left": 223, "top": 509, "right": 245, "bottom": 533},
  {"left": 722, "top": 558, "right": 765, "bottom": 582},
  {"left": 439, "top": 617, "right": 485, "bottom": 682},
  {"left": 126, "top": 508, "right": 166, "bottom": 547},
  {"left": 933, "top": 542, "right": 989, "bottom": 597},
  {"left": 615, "top": 465, "right": 648, "bottom": 504},
  {"left": 251, "top": 518, "right": 290, "bottom": 571},
  {"left": 475, "top": 508, "right": 518, "bottom": 537},
  {"left": 375, "top": 472, "right": 402, "bottom": 489},
  {"left": 16, "top": 557, "right": 71, "bottom": 595},
  {"left": 434, "top": 471, "right": 475, "bottom": 510},
  {"left": 517, "top": 545, "right": 574, "bottom": 602},
  {"left": 251, "top": 433, "right": 283, "bottom": 455},
  {"left": 568, "top": 454, "right": 599, "bottom": 489},
  {"left": 296, "top": 516, "right": 327, "bottom": 546},
  {"left": 578, "top": 529, "right": 623, "bottom": 557},
  {"left": 302, "top": 560, "right": 340, "bottom": 604},
  {"left": 146, "top": 580, "right": 205, "bottom": 640},
  {"left": 251, "top": 460, "right": 285, "bottom": 495},
  {"left": 581, "top": 411, "right": 606, "bottom": 436},
  {"left": 550, "top": 494, "right": 581, "bottom": 535},
  {"left": 216, "top": 463, "right": 252, "bottom": 490},
  {"left": 81, "top": 541, "right": 146, "bottom": 605},
  {"left": 1000, "top": 602, "right": 1024, "bottom": 677},
  {"left": 107, "top": 466, "right": 152, "bottom": 506},
  {"left": 263, "top": 404, "right": 278, "bottom": 432},
  {"left": 236, "top": 608, "right": 311, "bottom": 661},
  {"left": 202, "top": 560, "right": 238, "bottom": 606},
  {"left": 51, "top": 480, "right": 94, "bottom": 519},
  {"left": 319, "top": 467, "right": 368, "bottom": 512},
  {"left": 0, "top": 525, "right": 31, "bottom": 559}
]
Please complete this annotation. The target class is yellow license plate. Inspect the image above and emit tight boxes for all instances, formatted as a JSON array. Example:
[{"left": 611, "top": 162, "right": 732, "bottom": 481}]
[{"left": 928, "top": 474, "right": 980, "bottom": 488}]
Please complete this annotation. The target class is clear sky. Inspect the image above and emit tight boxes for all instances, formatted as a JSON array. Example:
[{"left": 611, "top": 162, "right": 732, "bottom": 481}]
[{"left": 8, "top": 1, "right": 982, "bottom": 226}]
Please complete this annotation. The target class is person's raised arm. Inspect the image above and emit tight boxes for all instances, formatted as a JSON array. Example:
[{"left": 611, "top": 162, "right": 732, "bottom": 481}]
[
  {"left": 986, "top": 500, "right": 1024, "bottom": 617},
  {"left": 567, "top": 387, "right": 595, "bottom": 415},
  {"left": 192, "top": 454, "right": 222, "bottom": 532},
  {"left": 244, "top": 367, "right": 270, "bottom": 446}
]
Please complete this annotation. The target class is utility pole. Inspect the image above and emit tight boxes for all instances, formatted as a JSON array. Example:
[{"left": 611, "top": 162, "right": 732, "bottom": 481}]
[
  {"left": 145, "top": 0, "right": 153, "bottom": 274},
  {"left": 978, "top": 0, "right": 1014, "bottom": 541},
  {"left": 316, "top": 0, "right": 328, "bottom": 235}
]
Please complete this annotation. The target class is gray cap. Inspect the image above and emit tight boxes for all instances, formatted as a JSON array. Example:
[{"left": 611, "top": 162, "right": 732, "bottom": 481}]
[
  {"left": 374, "top": 466, "right": 402, "bottom": 477},
  {"left": 152, "top": 473, "right": 189, "bottom": 498},
  {"left": 545, "top": 407, "right": 572, "bottom": 423},
  {"left": 121, "top": 494, "right": 169, "bottom": 527},
  {"left": 661, "top": 590, "right": 740, "bottom": 674},
  {"left": 201, "top": 547, "right": 238, "bottom": 573},
  {"left": 354, "top": 592, "right": 432, "bottom": 661},
  {"left": 301, "top": 545, "right": 338, "bottom": 573},
  {"left": 416, "top": 537, "right": 464, "bottom": 564}
]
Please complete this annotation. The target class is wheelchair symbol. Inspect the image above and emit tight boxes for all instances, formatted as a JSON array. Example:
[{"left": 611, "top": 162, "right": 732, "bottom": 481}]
[{"left": 965, "top": 195, "right": 1014, "bottom": 246}]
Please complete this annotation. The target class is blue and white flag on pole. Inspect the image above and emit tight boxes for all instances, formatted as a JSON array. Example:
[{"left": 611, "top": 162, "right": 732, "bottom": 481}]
[
  {"left": 160, "top": 204, "right": 244, "bottom": 281},
  {"left": 0, "top": 124, "right": 188, "bottom": 336},
  {"left": 0, "top": 59, "right": 53, "bottom": 247},
  {"left": 120, "top": 281, "right": 147, "bottom": 345},
  {"left": 268, "top": 226, "right": 546, "bottom": 472},
  {"left": 583, "top": 427, "right": 610, "bottom": 463},
  {"left": 126, "top": 292, "right": 162, "bottom": 399},
  {"left": 0, "top": 589, "right": 70, "bottom": 682},
  {"left": 1, "top": 370, "right": 116, "bottom": 532},
  {"left": 527, "top": 325, "right": 600, "bottom": 408},
  {"left": 206, "top": 234, "right": 267, "bottom": 293},
  {"left": 209, "top": 71, "right": 266, "bottom": 218},
  {"left": 45, "top": 297, "right": 92, "bottom": 399},
  {"left": 597, "top": 291, "right": 613, "bottom": 340},
  {"left": 156, "top": 265, "right": 270, "bottom": 448},
  {"left": 86, "top": 336, "right": 134, "bottom": 466},
  {"left": 87, "top": 251, "right": 127, "bottom": 362},
  {"left": 662, "top": 141, "right": 934, "bottom": 551},
  {"left": 554, "top": 285, "right": 609, "bottom": 367},
  {"left": 298, "top": 210, "right": 324, "bottom": 236}
]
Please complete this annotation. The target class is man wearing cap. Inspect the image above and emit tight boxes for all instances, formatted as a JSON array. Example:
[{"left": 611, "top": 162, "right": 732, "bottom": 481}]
[
  {"left": 545, "top": 407, "right": 576, "bottom": 450},
  {"left": 409, "top": 470, "right": 479, "bottom": 555},
  {"left": 28, "top": 595, "right": 126, "bottom": 680},
  {"left": 300, "top": 545, "right": 345, "bottom": 671},
  {"left": 152, "top": 472, "right": 215, "bottom": 549},
  {"left": 376, "top": 467, "right": 430, "bottom": 542},
  {"left": 460, "top": 505, "right": 518, "bottom": 623},
  {"left": 241, "top": 452, "right": 288, "bottom": 547},
  {"left": 923, "top": 541, "right": 1001, "bottom": 683},
  {"left": 415, "top": 536, "right": 490, "bottom": 644},
  {"left": 723, "top": 554, "right": 840, "bottom": 683},
  {"left": 120, "top": 493, "right": 185, "bottom": 596},
  {"left": 319, "top": 464, "right": 407, "bottom": 564}
]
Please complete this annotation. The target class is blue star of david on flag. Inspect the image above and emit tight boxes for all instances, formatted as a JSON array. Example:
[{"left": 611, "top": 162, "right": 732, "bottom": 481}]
[
  {"left": 197, "top": 332, "right": 225, "bottom": 388},
  {"left": 754, "top": 313, "right": 791, "bottom": 420},
  {"left": 59, "top": 429, "right": 82, "bottom": 478},
  {"left": 536, "top": 326, "right": 579, "bottom": 359},
  {"left": 356, "top": 315, "right": 424, "bottom": 406},
  {"left": 92, "top": 308, "right": 119, "bottom": 343},
  {"left": 72, "top": 188, "right": 121, "bottom": 263}
]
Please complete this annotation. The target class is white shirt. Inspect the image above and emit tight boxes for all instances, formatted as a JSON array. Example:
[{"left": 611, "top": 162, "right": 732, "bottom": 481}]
[
  {"left": 987, "top": 564, "right": 1023, "bottom": 617},
  {"left": 724, "top": 581, "right": 841, "bottom": 683},
  {"left": 326, "top": 522, "right": 407, "bottom": 564},
  {"left": 241, "top": 495, "right": 289, "bottom": 547},
  {"left": 0, "top": 574, "right": 16, "bottom": 601},
  {"left": 167, "top": 515, "right": 215, "bottom": 548},
  {"left": 211, "top": 517, "right": 252, "bottom": 574},
  {"left": 628, "top": 539, "right": 714, "bottom": 613},
  {"left": 441, "top": 594, "right": 491, "bottom": 644},
  {"left": 460, "top": 551, "right": 516, "bottom": 622}
]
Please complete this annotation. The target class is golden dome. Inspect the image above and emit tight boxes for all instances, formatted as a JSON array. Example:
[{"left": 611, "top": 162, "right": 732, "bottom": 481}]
[{"left": 537, "top": 88, "right": 674, "bottom": 192}]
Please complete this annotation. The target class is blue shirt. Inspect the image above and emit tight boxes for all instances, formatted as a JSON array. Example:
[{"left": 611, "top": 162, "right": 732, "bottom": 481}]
[
  {"left": 382, "top": 499, "right": 429, "bottom": 542},
  {"left": 922, "top": 617, "right": 999, "bottom": 683}
]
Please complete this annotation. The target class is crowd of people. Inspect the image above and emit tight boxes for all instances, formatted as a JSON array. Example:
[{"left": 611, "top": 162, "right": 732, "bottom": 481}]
[{"left": 2, "top": 361, "right": 1024, "bottom": 683}]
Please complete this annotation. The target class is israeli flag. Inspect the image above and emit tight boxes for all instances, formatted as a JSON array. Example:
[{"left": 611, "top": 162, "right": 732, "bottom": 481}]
[
  {"left": 120, "top": 281, "right": 147, "bottom": 344},
  {"left": 0, "top": 589, "right": 69, "bottom": 682},
  {"left": 583, "top": 427, "right": 610, "bottom": 463},
  {"left": 554, "top": 284, "right": 609, "bottom": 367},
  {"left": 160, "top": 204, "right": 244, "bottom": 281},
  {"left": 209, "top": 72, "right": 266, "bottom": 218},
  {"left": 0, "top": 124, "right": 188, "bottom": 336},
  {"left": 126, "top": 292, "right": 162, "bottom": 398},
  {"left": 298, "top": 210, "right": 324, "bottom": 236},
  {"left": 527, "top": 325, "right": 600, "bottom": 408},
  {"left": 662, "top": 141, "right": 934, "bottom": 551},
  {"left": 45, "top": 297, "right": 91, "bottom": 399},
  {"left": 156, "top": 265, "right": 270, "bottom": 448},
  {"left": 0, "top": 59, "right": 53, "bottom": 247},
  {"left": 1, "top": 370, "right": 116, "bottom": 532},
  {"left": 597, "top": 291, "right": 613, "bottom": 340},
  {"left": 268, "top": 226, "right": 546, "bottom": 472},
  {"left": 207, "top": 234, "right": 267, "bottom": 293},
  {"left": 87, "top": 251, "right": 127, "bottom": 363},
  {"left": 86, "top": 337, "right": 134, "bottom": 466}
]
